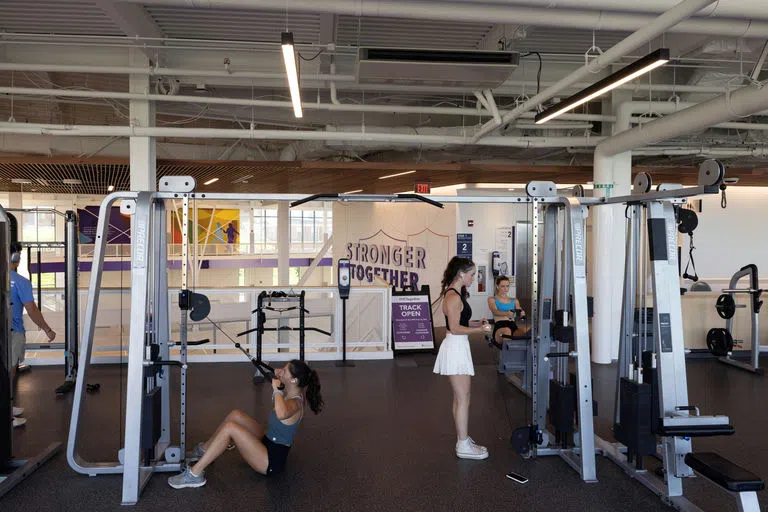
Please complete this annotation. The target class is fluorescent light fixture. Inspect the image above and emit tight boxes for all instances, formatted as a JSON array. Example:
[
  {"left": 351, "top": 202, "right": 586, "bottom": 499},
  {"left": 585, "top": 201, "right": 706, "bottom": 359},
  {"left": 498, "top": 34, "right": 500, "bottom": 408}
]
[
  {"left": 343, "top": 189, "right": 363, "bottom": 194},
  {"left": 232, "top": 174, "right": 254, "bottom": 184},
  {"left": 63, "top": 179, "right": 82, "bottom": 185},
  {"left": 378, "top": 170, "right": 416, "bottom": 180},
  {"left": 107, "top": 185, "right": 115, "bottom": 192},
  {"left": 535, "top": 48, "right": 670, "bottom": 124},
  {"left": 11, "top": 179, "right": 32, "bottom": 184},
  {"left": 204, "top": 178, "right": 219, "bottom": 185},
  {"left": 281, "top": 32, "right": 303, "bottom": 118}
]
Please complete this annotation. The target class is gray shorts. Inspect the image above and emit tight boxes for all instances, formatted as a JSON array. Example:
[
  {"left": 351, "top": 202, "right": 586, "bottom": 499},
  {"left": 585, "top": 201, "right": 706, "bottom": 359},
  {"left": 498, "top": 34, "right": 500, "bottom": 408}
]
[{"left": 11, "top": 331, "right": 26, "bottom": 366}]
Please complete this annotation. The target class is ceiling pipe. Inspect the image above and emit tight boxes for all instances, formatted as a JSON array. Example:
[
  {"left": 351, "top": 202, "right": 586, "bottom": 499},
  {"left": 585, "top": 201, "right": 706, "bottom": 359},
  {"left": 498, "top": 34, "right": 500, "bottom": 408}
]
[
  {"left": 12, "top": 85, "right": 758, "bottom": 125},
  {"left": 0, "top": 85, "right": 619, "bottom": 122},
  {"left": 0, "top": 63, "right": 737, "bottom": 96},
  {"left": 472, "top": 0, "right": 718, "bottom": 142},
  {"left": 599, "top": 86, "right": 768, "bottom": 155},
  {"left": 0, "top": 63, "right": 353, "bottom": 83},
  {"left": 0, "top": 86, "right": 493, "bottom": 117},
  {"left": 461, "top": 0, "right": 768, "bottom": 20},
  {"left": 118, "top": 0, "right": 768, "bottom": 37},
  {"left": 567, "top": 146, "right": 768, "bottom": 156},
  {"left": 0, "top": 121, "right": 605, "bottom": 148},
  {"left": 630, "top": 147, "right": 768, "bottom": 157}
]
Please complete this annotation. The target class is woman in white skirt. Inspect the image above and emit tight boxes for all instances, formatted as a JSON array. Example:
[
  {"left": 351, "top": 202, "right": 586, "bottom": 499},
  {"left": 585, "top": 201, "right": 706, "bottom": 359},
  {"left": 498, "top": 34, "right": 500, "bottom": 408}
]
[{"left": 433, "top": 256, "right": 492, "bottom": 459}]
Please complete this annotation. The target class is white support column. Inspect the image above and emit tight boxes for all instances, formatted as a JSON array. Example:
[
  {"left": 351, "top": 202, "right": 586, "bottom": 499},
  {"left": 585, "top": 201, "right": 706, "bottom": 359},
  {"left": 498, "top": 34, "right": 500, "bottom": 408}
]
[
  {"left": 591, "top": 90, "right": 633, "bottom": 364},
  {"left": 277, "top": 201, "right": 290, "bottom": 349},
  {"left": 9, "top": 192, "right": 22, "bottom": 209},
  {"left": 278, "top": 201, "right": 290, "bottom": 286},
  {"left": 128, "top": 49, "right": 156, "bottom": 192}
]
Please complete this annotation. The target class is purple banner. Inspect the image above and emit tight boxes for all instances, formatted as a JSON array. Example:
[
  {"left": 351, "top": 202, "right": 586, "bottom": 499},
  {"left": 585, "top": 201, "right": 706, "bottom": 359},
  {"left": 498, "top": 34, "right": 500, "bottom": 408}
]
[
  {"left": 78, "top": 206, "right": 131, "bottom": 245},
  {"left": 392, "top": 294, "right": 434, "bottom": 349}
]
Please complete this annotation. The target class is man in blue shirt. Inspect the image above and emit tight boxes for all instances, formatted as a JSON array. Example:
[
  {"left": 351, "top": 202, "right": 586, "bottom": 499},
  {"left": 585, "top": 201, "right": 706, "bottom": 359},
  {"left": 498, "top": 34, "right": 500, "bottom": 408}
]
[{"left": 10, "top": 242, "right": 55, "bottom": 428}]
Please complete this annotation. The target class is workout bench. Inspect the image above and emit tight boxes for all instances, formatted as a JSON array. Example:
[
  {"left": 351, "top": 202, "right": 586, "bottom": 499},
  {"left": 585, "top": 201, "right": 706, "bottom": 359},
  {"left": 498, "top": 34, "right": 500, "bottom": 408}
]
[{"left": 685, "top": 452, "right": 764, "bottom": 512}]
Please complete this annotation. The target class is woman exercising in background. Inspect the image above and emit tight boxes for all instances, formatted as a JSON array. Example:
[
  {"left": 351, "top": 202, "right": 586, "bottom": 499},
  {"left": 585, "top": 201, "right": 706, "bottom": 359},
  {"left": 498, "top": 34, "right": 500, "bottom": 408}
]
[{"left": 487, "top": 276, "right": 529, "bottom": 347}]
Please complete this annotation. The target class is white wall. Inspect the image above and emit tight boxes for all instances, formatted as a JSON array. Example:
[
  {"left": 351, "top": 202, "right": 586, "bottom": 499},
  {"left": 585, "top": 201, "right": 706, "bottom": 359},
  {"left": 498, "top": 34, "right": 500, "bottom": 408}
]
[
  {"left": 681, "top": 187, "right": 768, "bottom": 281},
  {"left": 455, "top": 189, "right": 532, "bottom": 320},
  {"left": 332, "top": 201, "right": 457, "bottom": 326}
]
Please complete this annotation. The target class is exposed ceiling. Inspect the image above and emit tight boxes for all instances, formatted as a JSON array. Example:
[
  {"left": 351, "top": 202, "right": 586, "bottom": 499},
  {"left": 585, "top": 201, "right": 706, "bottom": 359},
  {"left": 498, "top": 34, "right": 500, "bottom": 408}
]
[{"left": 1, "top": 0, "right": 768, "bottom": 191}]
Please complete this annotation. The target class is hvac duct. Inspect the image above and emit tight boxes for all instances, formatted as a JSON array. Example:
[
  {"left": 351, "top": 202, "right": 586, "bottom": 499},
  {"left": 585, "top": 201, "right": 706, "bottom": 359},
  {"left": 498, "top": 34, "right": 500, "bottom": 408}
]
[{"left": 118, "top": 0, "right": 768, "bottom": 37}]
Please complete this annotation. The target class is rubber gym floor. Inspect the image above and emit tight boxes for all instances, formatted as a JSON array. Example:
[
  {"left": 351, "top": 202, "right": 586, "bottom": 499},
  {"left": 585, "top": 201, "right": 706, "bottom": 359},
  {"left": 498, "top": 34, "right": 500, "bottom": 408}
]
[{"left": 5, "top": 332, "right": 768, "bottom": 511}]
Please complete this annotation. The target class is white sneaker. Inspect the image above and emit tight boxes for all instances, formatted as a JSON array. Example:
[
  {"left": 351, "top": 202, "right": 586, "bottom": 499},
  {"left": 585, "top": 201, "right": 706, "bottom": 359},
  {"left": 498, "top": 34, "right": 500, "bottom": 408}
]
[
  {"left": 467, "top": 437, "right": 488, "bottom": 454},
  {"left": 13, "top": 406, "right": 23, "bottom": 417},
  {"left": 456, "top": 437, "right": 489, "bottom": 460},
  {"left": 13, "top": 417, "right": 26, "bottom": 428}
]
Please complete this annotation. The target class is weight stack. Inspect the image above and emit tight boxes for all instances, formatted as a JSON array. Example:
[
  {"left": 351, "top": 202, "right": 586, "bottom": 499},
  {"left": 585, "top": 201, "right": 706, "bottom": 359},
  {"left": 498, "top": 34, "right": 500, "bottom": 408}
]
[
  {"left": 633, "top": 308, "right": 655, "bottom": 355},
  {"left": 614, "top": 377, "right": 656, "bottom": 465},
  {"left": 642, "top": 351, "right": 661, "bottom": 435},
  {"left": 549, "top": 381, "right": 576, "bottom": 434}
]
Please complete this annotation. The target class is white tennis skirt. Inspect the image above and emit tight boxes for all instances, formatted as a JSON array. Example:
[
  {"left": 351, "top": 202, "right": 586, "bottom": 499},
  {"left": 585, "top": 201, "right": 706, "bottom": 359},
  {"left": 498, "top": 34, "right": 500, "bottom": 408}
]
[{"left": 433, "top": 333, "right": 475, "bottom": 376}]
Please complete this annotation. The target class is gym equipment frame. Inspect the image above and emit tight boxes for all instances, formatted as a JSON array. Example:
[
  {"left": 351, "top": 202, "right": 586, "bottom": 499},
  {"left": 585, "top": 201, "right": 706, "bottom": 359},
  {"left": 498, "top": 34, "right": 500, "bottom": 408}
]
[
  {"left": 5, "top": 208, "right": 80, "bottom": 395},
  {"left": 596, "top": 163, "right": 765, "bottom": 512},
  {"left": 74, "top": 177, "right": 686, "bottom": 504},
  {"left": 0, "top": 206, "right": 60, "bottom": 499},
  {"left": 521, "top": 191, "right": 597, "bottom": 483},
  {"left": 714, "top": 265, "right": 765, "bottom": 374}
]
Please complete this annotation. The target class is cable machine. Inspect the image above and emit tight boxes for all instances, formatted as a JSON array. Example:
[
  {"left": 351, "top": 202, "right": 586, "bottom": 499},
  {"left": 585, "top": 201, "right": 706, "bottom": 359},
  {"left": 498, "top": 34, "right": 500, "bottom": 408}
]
[
  {"left": 67, "top": 178, "right": 601, "bottom": 505},
  {"left": 596, "top": 162, "right": 765, "bottom": 511},
  {"left": 0, "top": 206, "right": 60, "bottom": 499},
  {"left": 5, "top": 208, "right": 80, "bottom": 395}
]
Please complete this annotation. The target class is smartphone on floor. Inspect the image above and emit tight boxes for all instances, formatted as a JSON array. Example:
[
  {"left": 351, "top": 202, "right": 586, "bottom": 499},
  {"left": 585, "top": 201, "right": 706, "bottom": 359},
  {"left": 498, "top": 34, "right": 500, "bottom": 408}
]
[{"left": 506, "top": 471, "right": 528, "bottom": 484}]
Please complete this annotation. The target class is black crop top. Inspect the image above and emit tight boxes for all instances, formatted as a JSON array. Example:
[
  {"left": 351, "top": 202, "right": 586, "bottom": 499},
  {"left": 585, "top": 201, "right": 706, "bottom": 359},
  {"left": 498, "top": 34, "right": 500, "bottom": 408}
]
[{"left": 444, "top": 288, "right": 472, "bottom": 331}]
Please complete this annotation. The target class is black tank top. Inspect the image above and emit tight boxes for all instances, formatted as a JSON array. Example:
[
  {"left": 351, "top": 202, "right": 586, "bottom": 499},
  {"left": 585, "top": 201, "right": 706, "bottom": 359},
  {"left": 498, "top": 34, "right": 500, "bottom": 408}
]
[{"left": 444, "top": 288, "right": 472, "bottom": 331}]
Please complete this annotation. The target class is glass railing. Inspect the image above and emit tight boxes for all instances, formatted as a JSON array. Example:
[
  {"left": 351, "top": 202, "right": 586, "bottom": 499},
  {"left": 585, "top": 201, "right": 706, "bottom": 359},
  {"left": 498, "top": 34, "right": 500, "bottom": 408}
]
[
  {"left": 77, "top": 243, "right": 329, "bottom": 259},
  {"left": 23, "top": 286, "right": 391, "bottom": 364}
]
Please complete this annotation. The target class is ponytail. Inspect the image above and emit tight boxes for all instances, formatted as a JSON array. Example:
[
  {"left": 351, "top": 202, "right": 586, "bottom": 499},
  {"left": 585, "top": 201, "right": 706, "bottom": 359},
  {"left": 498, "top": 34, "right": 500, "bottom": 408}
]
[
  {"left": 305, "top": 370, "right": 324, "bottom": 414},
  {"left": 288, "top": 359, "right": 324, "bottom": 414},
  {"left": 440, "top": 256, "right": 475, "bottom": 298}
]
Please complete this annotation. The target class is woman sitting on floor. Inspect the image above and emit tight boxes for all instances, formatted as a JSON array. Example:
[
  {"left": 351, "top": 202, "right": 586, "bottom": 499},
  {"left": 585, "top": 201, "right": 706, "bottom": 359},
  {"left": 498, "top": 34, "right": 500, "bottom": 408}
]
[{"left": 169, "top": 359, "right": 323, "bottom": 489}]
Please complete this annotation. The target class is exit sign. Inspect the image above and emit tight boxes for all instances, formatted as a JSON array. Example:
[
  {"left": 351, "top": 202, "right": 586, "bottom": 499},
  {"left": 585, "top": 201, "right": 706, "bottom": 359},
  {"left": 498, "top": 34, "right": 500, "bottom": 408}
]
[{"left": 415, "top": 182, "right": 431, "bottom": 194}]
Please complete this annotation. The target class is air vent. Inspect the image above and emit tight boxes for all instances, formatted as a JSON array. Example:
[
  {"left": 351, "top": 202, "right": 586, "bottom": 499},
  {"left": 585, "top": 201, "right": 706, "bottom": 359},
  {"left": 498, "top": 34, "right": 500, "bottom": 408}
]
[{"left": 357, "top": 48, "right": 519, "bottom": 88}]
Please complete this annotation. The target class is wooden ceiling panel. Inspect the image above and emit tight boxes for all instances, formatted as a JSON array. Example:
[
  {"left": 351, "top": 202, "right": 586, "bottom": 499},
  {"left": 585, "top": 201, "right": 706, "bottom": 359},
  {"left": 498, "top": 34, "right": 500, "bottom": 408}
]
[{"left": 0, "top": 158, "right": 765, "bottom": 196}]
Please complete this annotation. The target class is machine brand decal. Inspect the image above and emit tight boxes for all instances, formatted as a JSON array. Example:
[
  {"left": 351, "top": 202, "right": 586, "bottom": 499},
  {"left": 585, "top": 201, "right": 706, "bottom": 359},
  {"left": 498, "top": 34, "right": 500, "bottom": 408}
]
[
  {"left": 666, "top": 219, "right": 677, "bottom": 265},
  {"left": 572, "top": 219, "right": 584, "bottom": 266},
  {"left": 134, "top": 221, "right": 147, "bottom": 269}
]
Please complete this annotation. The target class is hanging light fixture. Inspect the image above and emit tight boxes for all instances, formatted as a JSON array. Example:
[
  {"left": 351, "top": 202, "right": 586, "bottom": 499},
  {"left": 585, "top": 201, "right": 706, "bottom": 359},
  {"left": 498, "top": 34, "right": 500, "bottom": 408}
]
[
  {"left": 535, "top": 48, "right": 670, "bottom": 124},
  {"left": 281, "top": 32, "right": 303, "bottom": 118}
]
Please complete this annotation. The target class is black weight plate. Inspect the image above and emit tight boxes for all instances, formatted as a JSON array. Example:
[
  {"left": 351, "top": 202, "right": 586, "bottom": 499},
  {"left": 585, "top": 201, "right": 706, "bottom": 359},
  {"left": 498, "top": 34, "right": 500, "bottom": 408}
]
[
  {"left": 189, "top": 291, "right": 211, "bottom": 321},
  {"left": 707, "top": 328, "right": 734, "bottom": 357},
  {"left": 510, "top": 426, "right": 532, "bottom": 454},
  {"left": 716, "top": 294, "right": 736, "bottom": 320},
  {"left": 677, "top": 208, "right": 699, "bottom": 234}
]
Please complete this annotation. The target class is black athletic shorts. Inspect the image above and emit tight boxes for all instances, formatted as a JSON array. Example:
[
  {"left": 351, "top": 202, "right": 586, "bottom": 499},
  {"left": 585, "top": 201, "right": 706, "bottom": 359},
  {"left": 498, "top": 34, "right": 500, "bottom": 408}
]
[
  {"left": 262, "top": 435, "right": 291, "bottom": 477},
  {"left": 493, "top": 320, "right": 518, "bottom": 339}
]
